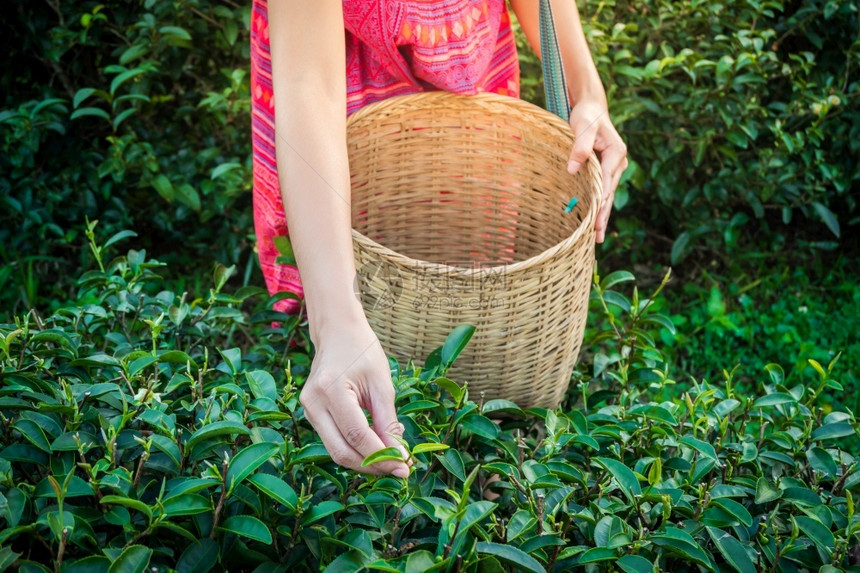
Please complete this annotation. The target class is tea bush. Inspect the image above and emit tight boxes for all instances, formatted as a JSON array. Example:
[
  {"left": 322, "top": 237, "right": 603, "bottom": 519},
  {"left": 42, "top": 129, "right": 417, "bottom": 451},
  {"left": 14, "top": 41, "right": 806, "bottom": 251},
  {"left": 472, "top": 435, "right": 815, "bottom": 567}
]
[
  {"left": 516, "top": 0, "right": 858, "bottom": 263},
  {"left": 0, "top": 0, "right": 253, "bottom": 316},
  {"left": 1, "top": 228, "right": 858, "bottom": 572},
  {"left": 657, "top": 260, "right": 860, "bottom": 416}
]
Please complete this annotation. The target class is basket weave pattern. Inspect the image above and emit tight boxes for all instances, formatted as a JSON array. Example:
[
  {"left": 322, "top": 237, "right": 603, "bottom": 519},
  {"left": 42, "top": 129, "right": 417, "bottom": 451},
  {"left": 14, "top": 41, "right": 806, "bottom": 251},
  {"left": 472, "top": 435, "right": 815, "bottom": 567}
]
[{"left": 348, "top": 92, "right": 600, "bottom": 409}]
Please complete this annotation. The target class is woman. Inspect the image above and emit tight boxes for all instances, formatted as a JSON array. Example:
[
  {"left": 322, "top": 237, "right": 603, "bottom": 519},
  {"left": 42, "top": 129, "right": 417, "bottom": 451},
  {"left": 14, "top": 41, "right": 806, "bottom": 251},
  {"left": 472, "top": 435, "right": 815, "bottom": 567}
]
[{"left": 251, "top": 0, "right": 627, "bottom": 479}]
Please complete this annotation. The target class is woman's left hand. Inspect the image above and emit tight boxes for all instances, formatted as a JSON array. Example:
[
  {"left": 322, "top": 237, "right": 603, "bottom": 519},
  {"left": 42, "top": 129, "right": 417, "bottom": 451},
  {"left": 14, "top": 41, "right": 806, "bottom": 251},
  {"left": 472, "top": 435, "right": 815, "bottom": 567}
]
[{"left": 565, "top": 100, "right": 628, "bottom": 243}]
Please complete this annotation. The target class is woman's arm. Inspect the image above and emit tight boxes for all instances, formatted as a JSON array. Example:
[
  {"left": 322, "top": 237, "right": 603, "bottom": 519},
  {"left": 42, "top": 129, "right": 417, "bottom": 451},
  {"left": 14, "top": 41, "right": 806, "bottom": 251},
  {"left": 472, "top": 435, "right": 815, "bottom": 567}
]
[
  {"left": 268, "top": 0, "right": 409, "bottom": 477},
  {"left": 268, "top": 0, "right": 355, "bottom": 332},
  {"left": 509, "top": 0, "right": 627, "bottom": 243}
]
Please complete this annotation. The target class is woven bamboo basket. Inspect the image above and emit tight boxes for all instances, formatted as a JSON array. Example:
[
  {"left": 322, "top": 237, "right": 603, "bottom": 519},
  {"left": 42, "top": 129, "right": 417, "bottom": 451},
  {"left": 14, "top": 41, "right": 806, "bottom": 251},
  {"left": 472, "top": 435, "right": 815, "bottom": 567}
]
[{"left": 348, "top": 91, "right": 600, "bottom": 410}]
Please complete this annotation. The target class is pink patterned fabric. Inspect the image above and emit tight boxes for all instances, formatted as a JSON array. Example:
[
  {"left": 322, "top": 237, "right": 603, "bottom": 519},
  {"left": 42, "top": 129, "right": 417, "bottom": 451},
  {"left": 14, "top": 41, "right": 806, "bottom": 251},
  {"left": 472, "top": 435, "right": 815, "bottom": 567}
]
[{"left": 251, "top": 0, "right": 520, "bottom": 313}]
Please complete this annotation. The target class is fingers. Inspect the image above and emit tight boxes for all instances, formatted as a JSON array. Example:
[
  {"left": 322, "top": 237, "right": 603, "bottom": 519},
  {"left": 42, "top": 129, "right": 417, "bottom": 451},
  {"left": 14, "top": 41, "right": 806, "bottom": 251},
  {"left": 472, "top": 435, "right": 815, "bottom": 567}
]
[
  {"left": 367, "top": 387, "right": 412, "bottom": 469},
  {"left": 301, "top": 385, "right": 408, "bottom": 477},
  {"left": 325, "top": 387, "right": 410, "bottom": 477},
  {"left": 567, "top": 113, "right": 601, "bottom": 175},
  {"left": 595, "top": 143, "right": 628, "bottom": 243}
]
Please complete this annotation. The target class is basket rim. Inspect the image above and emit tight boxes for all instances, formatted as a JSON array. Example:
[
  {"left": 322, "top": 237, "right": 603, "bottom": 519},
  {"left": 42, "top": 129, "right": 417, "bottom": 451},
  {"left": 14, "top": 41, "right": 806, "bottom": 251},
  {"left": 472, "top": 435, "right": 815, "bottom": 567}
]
[{"left": 348, "top": 91, "right": 602, "bottom": 277}]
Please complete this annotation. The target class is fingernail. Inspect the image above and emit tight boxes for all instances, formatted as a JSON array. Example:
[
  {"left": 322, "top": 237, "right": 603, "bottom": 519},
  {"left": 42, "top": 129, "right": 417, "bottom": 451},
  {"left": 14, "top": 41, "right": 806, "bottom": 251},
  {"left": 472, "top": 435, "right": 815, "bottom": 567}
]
[
  {"left": 393, "top": 467, "right": 409, "bottom": 479},
  {"left": 568, "top": 160, "right": 581, "bottom": 174}
]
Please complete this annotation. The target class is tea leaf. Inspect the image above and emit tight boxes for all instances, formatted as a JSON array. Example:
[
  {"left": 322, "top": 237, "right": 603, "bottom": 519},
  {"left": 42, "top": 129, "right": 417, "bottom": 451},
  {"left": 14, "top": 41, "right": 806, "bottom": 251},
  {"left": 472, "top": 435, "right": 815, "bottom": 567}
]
[
  {"left": 441, "top": 324, "right": 475, "bottom": 367},
  {"left": 361, "top": 446, "right": 404, "bottom": 467},
  {"left": 218, "top": 515, "right": 272, "bottom": 544},
  {"left": 247, "top": 473, "right": 298, "bottom": 511},
  {"left": 185, "top": 420, "right": 251, "bottom": 450},
  {"left": 108, "top": 545, "right": 152, "bottom": 573},
  {"left": 475, "top": 542, "right": 546, "bottom": 573},
  {"left": 176, "top": 539, "right": 219, "bottom": 573},
  {"left": 227, "top": 442, "right": 279, "bottom": 491},
  {"left": 706, "top": 527, "right": 756, "bottom": 573},
  {"left": 594, "top": 457, "right": 642, "bottom": 499}
]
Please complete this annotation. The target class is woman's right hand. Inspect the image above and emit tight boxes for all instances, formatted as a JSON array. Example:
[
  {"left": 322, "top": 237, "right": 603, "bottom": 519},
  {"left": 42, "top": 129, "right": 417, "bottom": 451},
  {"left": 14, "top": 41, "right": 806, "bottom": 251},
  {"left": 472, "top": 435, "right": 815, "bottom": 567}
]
[{"left": 299, "top": 317, "right": 411, "bottom": 478}]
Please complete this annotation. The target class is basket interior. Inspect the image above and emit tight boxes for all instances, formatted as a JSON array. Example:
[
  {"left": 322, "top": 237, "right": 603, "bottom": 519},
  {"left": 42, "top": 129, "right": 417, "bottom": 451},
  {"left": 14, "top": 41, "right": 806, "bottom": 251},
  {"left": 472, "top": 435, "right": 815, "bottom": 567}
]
[{"left": 348, "top": 95, "right": 596, "bottom": 268}]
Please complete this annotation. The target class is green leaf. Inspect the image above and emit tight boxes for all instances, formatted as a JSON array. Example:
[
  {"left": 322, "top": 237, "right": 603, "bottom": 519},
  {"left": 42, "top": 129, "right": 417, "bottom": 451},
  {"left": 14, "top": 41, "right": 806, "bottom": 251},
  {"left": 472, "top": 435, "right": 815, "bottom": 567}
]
[
  {"left": 110, "top": 68, "right": 149, "bottom": 96},
  {"left": 616, "top": 555, "right": 653, "bottom": 573},
  {"left": 459, "top": 414, "right": 499, "bottom": 440},
  {"left": 99, "top": 496, "right": 152, "bottom": 521},
  {"left": 211, "top": 162, "right": 242, "bottom": 180},
  {"left": 185, "top": 420, "right": 251, "bottom": 450},
  {"left": 754, "top": 478, "right": 782, "bottom": 504},
  {"left": 594, "top": 457, "right": 642, "bottom": 500},
  {"left": 578, "top": 547, "right": 617, "bottom": 564},
  {"left": 245, "top": 371, "right": 278, "bottom": 402},
  {"left": 806, "top": 446, "right": 838, "bottom": 478},
  {"left": 706, "top": 527, "right": 756, "bottom": 573},
  {"left": 161, "top": 494, "right": 212, "bottom": 517},
  {"left": 361, "top": 446, "right": 404, "bottom": 467},
  {"left": 151, "top": 174, "right": 174, "bottom": 202},
  {"left": 119, "top": 44, "right": 149, "bottom": 65},
  {"left": 441, "top": 324, "right": 476, "bottom": 366},
  {"left": 0, "top": 547, "right": 21, "bottom": 571},
  {"left": 70, "top": 107, "right": 110, "bottom": 121},
  {"left": 457, "top": 501, "right": 497, "bottom": 536},
  {"left": 649, "top": 527, "right": 712, "bottom": 567},
  {"left": 158, "top": 350, "right": 198, "bottom": 369},
  {"left": 159, "top": 25, "right": 192, "bottom": 41},
  {"left": 176, "top": 539, "right": 219, "bottom": 573},
  {"left": 795, "top": 516, "right": 834, "bottom": 553},
  {"left": 73, "top": 88, "right": 97, "bottom": 109},
  {"left": 227, "top": 442, "right": 279, "bottom": 492},
  {"left": 405, "top": 551, "right": 437, "bottom": 573},
  {"left": 600, "top": 270, "right": 635, "bottom": 290},
  {"left": 213, "top": 263, "right": 236, "bottom": 292},
  {"left": 670, "top": 231, "right": 692, "bottom": 265},
  {"left": 69, "top": 353, "right": 120, "bottom": 368},
  {"left": 739, "top": 442, "right": 757, "bottom": 464},
  {"left": 272, "top": 236, "right": 295, "bottom": 266},
  {"left": 63, "top": 556, "right": 111, "bottom": 573},
  {"left": 764, "top": 363, "right": 784, "bottom": 386},
  {"left": 218, "top": 515, "right": 272, "bottom": 544},
  {"left": 435, "top": 377, "right": 465, "bottom": 403},
  {"left": 103, "top": 230, "right": 138, "bottom": 250},
  {"left": 247, "top": 473, "right": 298, "bottom": 511},
  {"left": 12, "top": 419, "right": 50, "bottom": 452},
  {"left": 412, "top": 442, "right": 450, "bottom": 455},
  {"left": 108, "top": 545, "right": 152, "bottom": 573},
  {"left": 752, "top": 393, "right": 796, "bottom": 408},
  {"left": 711, "top": 498, "right": 752, "bottom": 527},
  {"left": 679, "top": 435, "right": 720, "bottom": 464},
  {"left": 437, "top": 449, "right": 467, "bottom": 482},
  {"left": 175, "top": 184, "right": 201, "bottom": 212},
  {"left": 301, "top": 500, "right": 344, "bottom": 525},
  {"left": 812, "top": 422, "right": 855, "bottom": 440},
  {"left": 475, "top": 542, "right": 546, "bottom": 573},
  {"left": 812, "top": 201, "right": 840, "bottom": 237},
  {"left": 112, "top": 108, "right": 137, "bottom": 131}
]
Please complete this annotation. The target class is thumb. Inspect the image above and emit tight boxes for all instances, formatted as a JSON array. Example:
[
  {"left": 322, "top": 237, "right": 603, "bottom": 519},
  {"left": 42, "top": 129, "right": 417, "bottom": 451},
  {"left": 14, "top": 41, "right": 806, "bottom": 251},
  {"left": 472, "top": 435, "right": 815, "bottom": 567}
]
[{"left": 370, "top": 391, "right": 410, "bottom": 467}]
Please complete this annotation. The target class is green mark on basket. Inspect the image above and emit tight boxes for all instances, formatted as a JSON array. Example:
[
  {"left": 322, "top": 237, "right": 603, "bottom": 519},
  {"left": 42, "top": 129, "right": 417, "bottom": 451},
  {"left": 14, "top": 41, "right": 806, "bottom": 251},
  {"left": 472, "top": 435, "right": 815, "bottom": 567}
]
[{"left": 564, "top": 197, "right": 578, "bottom": 213}]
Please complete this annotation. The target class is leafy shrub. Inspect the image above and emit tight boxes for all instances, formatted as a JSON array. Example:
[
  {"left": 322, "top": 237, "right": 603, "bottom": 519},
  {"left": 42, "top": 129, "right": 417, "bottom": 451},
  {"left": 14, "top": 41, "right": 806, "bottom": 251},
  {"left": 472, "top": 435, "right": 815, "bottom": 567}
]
[
  {"left": 1, "top": 228, "right": 857, "bottom": 571},
  {"left": 579, "top": 0, "right": 858, "bottom": 262},
  {"left": 0, "top": 0, "right": 254, "bottom": 316},
  {"left": 655, "top": 260, "right": 860, "bottom": 415}
]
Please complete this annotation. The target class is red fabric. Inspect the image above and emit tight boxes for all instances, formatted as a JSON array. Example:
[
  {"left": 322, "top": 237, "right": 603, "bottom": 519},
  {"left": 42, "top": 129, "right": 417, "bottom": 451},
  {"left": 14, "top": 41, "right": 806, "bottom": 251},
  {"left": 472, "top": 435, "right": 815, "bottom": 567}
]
[{"left": 251, "top": 0, "right": 520, "bottom": 313}]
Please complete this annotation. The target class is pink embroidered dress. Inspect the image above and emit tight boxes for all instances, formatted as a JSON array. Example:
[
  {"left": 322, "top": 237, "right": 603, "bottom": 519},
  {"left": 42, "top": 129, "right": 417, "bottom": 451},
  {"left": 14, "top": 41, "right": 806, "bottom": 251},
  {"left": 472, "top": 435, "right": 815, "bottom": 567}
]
[{"left": 251, "top": 0, "right": 521, "bottom": 313}]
